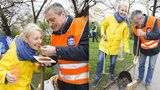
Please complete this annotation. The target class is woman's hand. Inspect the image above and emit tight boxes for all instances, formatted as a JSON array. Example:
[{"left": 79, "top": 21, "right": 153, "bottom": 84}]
[
  {"left": 6, "top": 72, "right": 17, "bottom": 84},
  {"left": 102, "top": 34, "right": 107, "bottom": 41},
  {"left": 39, "top": 62, "right": 52, "bottom": 67}
]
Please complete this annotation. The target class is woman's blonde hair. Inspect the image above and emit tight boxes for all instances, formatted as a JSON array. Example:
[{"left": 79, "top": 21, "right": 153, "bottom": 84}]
[
  {"left": 20, "top": 23, "right": 43, "bottom": 41},
  {"left": 117, "top": 1, "right": 128, "bottom": 11}
]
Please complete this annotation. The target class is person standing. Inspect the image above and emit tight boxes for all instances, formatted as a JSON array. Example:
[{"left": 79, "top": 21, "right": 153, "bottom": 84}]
[
  {"left": 90, "top": 29, "right": 106, "bottom": 86},
  {"left": 130, "top": 10, "right": 159, "bottom": 89},
  {"left": 91, "top": 2, "right": 130, "bottom": 86},
  {"left": 91, "top": 22, "right": 98, "bottom": 42},
  {"left": 41, "top": 3, "right": 89, "bottom": 90}
]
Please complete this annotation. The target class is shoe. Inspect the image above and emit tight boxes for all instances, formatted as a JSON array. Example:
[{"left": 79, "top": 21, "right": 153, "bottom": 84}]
[
  {"left": 108, "top": 74, "right": 115, "bottom": 81},
  {"left": 145, "top": 84, "right": 152, "bottom": 90},
  {"left": 136, "top": 79, "right": 142, "bottom": 84},
  {"left": 90, "top": 78, "right": 101, "bottom": 87}
]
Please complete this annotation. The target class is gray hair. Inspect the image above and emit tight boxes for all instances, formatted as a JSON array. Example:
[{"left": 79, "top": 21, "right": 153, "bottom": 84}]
[
  {"left": 20, "top": 23, "right": 43, "bottom": 41},
  {"left": 130, "top": 10, "right": 143, "bottom": 20},
  {"left": 44, "top": 3, "right": 65, "bottom": 16}
]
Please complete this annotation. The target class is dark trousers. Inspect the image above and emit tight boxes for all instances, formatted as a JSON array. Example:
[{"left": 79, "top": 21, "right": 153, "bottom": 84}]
[
  {"left": 57, "top": 79, "right": 89, "bottom": 90},
  {"left": 92, "top": 32, "right": 98, "bottom": 42}
]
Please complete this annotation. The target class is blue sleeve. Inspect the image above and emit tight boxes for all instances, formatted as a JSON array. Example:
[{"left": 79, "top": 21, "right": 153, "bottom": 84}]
[{"left": 144, "top": 20, "right": 159, "bottom": 40}]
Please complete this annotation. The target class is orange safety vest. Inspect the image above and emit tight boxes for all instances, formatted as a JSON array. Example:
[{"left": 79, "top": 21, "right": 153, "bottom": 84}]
[
  {"left": 158, "top": 18, "right": 160, "bottom": 44},
  {"left": 158, "top": 18, "right": 160, "bottom": 33},
  {"left": 158, "top": 18, "right": 160, "bottom": 28},
  {"left": 134, "top": 16, "right": 159, "bottom": 49},
  {"left": 51, "top": 17, "right": 88, "bottom": 84}
]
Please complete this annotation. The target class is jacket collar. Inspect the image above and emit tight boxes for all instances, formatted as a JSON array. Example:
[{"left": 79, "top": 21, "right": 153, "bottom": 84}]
[
  {"left": 114, "top": 11, "right": 125, "bottom": 23},
  {"left": 52, "top": 15, "right": 73, "bottom": 35}
]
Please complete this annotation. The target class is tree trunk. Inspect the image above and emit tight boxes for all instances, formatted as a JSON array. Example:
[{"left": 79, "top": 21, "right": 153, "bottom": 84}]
[
  {"left": 31, "top": 0, "right": 47, "bottom": 23},
  {"left": 152, "top": 0, "right": 157, "bottom": 16},
  {"left": 0, "top": 6, "right": 11, "bottom": 36}
]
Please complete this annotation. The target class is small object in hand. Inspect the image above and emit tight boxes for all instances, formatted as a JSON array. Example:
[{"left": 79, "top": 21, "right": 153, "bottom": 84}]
[
  {"left": 34, "top": 56, "right": 56, "bottom": 63},
  {"left": 10, "top": 69, "right": 19, "bottom": 78},
  {"left": 39, "top": 57, "right": 51, "bottom": 61}
]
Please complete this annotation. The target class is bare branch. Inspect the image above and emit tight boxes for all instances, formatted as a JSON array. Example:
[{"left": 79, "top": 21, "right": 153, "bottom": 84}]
[
  {"left": 89, "top": 0, "right": 97, "bottom": 8},
  {"left": 71, "top": 0, "right": 79, "bottom": 16},
  {"left": 34, "top": 0, "right": 47, "bottom": 23},
  {"left": 2, "top": 1, "right": 26, "bottom": 9},
  {"left": 130, "top": 0, "right": 136, "bottom": 5},
  {"left": 95, "top": 0, "right": 116, "bottom": 10},
  {"left": 109, "top": 0, "right": 116, "bottom": 11},
  {"left": 128, "top": 0, "right": 136, "bottom": 13},
  {"left": 31, "top": 0, "right": 36, "bottom": 20}
]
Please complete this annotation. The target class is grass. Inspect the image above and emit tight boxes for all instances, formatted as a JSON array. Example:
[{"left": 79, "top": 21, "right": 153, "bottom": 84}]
[{"left": 89, "top": 38, "right": 134, "bottom": 90}]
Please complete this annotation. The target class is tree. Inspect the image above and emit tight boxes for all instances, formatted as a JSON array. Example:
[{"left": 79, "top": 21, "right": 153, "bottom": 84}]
[
  {"left": 31, "top": 0, "right": 47, "bottom": 23},
  {"left": 0, "top": 5, "right": 11, "bottom": 36},
  {"left": 0, "top": 0, "right": 49, "bottom": 36},
  {"left": 0, "top": 0, "right": 27, "bottom": 36},
  {"left": 128, "top": 0, "right": 136, "bottom": 14},
  {"left": 152, "top": 0, "right": 157, "bottom": 16},
  {"left": 148, "top": 0, "right": 160, "bottom": 16},
  {"left": 70, "top": 0, "right": 89, "bottom": 17}
]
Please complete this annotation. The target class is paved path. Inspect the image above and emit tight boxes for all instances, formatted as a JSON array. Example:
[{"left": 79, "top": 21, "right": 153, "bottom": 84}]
[{"left": 106, "top": 53, "right": 160, "bottom": 90}]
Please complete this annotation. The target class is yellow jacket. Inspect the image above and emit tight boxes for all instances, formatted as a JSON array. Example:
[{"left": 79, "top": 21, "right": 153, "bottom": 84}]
[
  {"left": 0, "top": 40, "right": 39, "bottom": 90},
  {"left": 100, "top": 15, "right": 130, "bottom": 55}
]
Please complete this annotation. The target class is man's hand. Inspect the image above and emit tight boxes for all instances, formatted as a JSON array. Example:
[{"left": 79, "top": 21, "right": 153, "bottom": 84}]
[
  {"left": 137, "top": 29, "right": 145, "bottom": 36},
  {"left": 40, "top": 45, "right": 56, "bottom": 56}
]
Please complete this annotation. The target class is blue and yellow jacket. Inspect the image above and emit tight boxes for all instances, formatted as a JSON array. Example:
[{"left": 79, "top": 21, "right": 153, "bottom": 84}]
[{"left": 0, "top": 38, "right": 39, "bottom": 90}]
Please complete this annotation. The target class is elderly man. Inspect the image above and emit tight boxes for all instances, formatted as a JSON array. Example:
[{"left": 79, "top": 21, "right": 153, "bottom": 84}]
[
  {"left": 40, "top": 3, "right": 89, "bottom": 90},
  {"left": 130, "top": 10, "right": 159, "bottom": 90}
]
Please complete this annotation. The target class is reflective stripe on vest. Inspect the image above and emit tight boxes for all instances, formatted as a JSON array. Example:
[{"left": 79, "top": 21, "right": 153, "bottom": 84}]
[
  {"left": 141, "top": 40, "right": 158, "bottom": 49},
  {"left": 59, "top": 63, "right": 88, "bottom": 69},
  {"left": 134, "top": 16, "right": 159, "bottom": 49},
  {"left": 51, "top": 17, "right": 88, "bottom": 84},
  {"left": 58, "top": 72, "right": 89, "bottom": 84},
  {"left": 59, "top": 63, "right": 88, "bottom": 75}
]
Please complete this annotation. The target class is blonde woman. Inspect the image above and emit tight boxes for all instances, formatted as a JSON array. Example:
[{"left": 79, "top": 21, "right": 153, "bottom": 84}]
[
  {"left": 91, "top": 3, "right": 130, "bottom": 86},
  {"left": 0, "top": 23, "right": 43, "bottom": 90}
]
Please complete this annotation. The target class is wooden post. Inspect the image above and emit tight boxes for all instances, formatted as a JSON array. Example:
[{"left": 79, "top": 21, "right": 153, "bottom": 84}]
[
  {"left": 40, "top": 66, "right": 45, "bottom": 90},
  {"left": 118, "top": 41, "right": 124, "bottom": 60}
]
